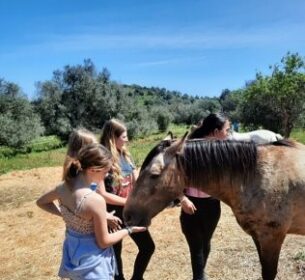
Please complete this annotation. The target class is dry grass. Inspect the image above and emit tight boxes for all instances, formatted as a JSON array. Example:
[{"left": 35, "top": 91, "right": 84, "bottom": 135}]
[{"left": 1, "top": 167, "right": 305, "bottom": 280}]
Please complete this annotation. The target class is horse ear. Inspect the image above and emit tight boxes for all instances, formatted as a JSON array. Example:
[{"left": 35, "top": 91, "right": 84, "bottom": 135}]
[
  {"left": 150, "top": 162, "right": 163, "bottom": 175},
  {"left": 163, "top": 131, "right": 174, "bottom": 141},
  {"left": 165, "top": 131, "right": 188, "bottom": 156}
]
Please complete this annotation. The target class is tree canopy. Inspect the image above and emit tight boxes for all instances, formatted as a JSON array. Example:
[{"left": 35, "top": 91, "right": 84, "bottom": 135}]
[
  {"left": 239, "top": 53, "right": 305, "bottom": 137},
  {"left": 33, "top": 59, "right": 220, "bottom": 140},
  {"left": 1, "top": 53, "right": 305, "bottom": 149},
  {"left": 0, "top": 79, "right": 44, "bottom": 147}
]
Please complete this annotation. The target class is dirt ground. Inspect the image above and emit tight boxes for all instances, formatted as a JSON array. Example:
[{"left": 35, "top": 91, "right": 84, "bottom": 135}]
[{"left": 1, "top": 167, "right": 305, "bottom": 280}]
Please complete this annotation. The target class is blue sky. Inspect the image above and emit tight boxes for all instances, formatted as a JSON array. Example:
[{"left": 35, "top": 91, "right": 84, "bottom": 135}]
[{"left": 1, "top": 0, "right": 305, "bottom": 99}]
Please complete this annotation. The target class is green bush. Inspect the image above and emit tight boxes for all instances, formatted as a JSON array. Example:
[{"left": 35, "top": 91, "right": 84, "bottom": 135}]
[
  {"left": 0, "top": 135, "right": 63, "bottom": 158},
  {"left": 126, "top": 118, "right": 158, "bottom": 140},
  {"left": 126, "top": 119, "right": 139, "bottom": 140},
  {"left": 0, "top": 92, "right": 45, "bottom": 148},
  {"left": 156, "top": 111, "right": 172, "bottom": 132},
  {"left": 29, "top": 136, "right": 63, "bottom": 152},
  {"left": 0, "top": 146, "right": 16, "bottom": 158}
]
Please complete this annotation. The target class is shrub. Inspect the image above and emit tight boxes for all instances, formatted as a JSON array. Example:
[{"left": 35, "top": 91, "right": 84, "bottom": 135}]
[
  {"left": 0, "top": 146, "right": 15, "bottom": 158},
  {"left": 0, "top": 93, "right": 45, "bottom": 148},
  {"left": 126, "top": 119, "right": 140, "bottom": 140},
  {"left": 0, "top": 135, "right": 63, "bottom": 158},
  {"left": 29, "top": 136, "right": 63, "bottom": 152},
  {"left": 156, "top": 111, "right": 172, "bottom": 132}
]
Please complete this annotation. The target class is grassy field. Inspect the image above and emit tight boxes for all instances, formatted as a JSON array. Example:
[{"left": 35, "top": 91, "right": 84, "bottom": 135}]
[
  {"left": 0, "top": 147, "right": 66, "bottom": 175},
  {"left": 289, "top": 128, "right": 305, "bottom": 143}
]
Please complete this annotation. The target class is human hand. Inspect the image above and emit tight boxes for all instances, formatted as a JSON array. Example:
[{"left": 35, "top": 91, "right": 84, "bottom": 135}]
[
  {"left": 127, "top": 226, "right": 147, "bottom": 234},
  {"left": 181, "top": 196, "right": 197, "bottom": 215},
  {"left": 107, "top": 210, "right": 122, "bottom": 232}
]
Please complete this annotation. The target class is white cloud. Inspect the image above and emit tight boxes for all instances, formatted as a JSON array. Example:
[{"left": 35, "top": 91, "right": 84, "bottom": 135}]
[
  {"left": 39, "top": 24, "right": 305, "bottom": 50},
  {"left": 1, "top": 22, "right": 304, "bottom": 58},
  {"left": 135, "top": 55, "right": 206, "bottom": 67}
]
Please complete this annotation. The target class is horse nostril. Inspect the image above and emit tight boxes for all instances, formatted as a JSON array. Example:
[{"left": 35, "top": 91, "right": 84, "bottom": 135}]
[{"left": 123, "top": 207, "right": 148, "bottom": 226}]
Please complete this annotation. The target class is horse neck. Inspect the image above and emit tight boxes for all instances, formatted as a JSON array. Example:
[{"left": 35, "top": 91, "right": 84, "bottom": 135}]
[{"left": 178, "top": 140, "right": 257, "bottom": 201}]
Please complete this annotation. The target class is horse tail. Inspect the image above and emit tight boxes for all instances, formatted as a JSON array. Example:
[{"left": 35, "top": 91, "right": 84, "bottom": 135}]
[
  {"left": 275, "top": 133, "right": 284, "bottom": 141},
  {"left": 272, "top": 139, "right": 296, "bottom": 147}
]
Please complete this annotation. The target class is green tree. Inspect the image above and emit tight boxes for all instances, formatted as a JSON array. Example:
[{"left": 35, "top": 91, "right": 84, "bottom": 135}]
[
  {"left": 240, "top": 53, "right": 305, "bottom": 137},
  {"left": 0, "top": 79, "right": 44, "bottom": 147},
  {"left": 34, "top": 81, "right": 71, "bottom": 138},
  {"left": 34, "top": 60, "right": 116, "bottom": 139},
  {"left": 33, "top": 58, "right": 230, "bottom": 140},
  {"left": 219, "top": 89, "right": 243, "bottom": 122},
  {"left": 269, "top": 53, "right": 305, "bottom": 136},
  {"left": 153, "top": 107, "right": 172, "bottom": 132}
]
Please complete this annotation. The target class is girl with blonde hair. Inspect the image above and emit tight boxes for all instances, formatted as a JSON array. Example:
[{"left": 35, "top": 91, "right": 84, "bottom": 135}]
[
  {"left": 100, "top": 119, "right": 155, "bottom": 280},
  {"left": 65, "top": 128, "right": 126, "bottom": 203},
  {"left": 37, "top": 143, "right": 146, "bottom": 279},
  {"left": 64, "top": 128, "right": 126, "bottom": 229}
]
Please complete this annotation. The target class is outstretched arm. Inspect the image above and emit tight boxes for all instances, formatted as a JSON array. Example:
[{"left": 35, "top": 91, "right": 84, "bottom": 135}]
[
  {"left": 90, "top": 195, "right": 146, "bottom": 248},
  {"left": 96, "top": 183, "right": 126, "bottom": 206},
  {"left": 36, "top": 187, "right": 61, "bottom": 217}
]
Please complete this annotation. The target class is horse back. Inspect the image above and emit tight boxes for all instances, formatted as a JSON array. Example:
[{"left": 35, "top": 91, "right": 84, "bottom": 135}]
[
  {"left": 254, "top": 143, "right": 305, "bottom": 234},
  {"left": 257, "top": 142, "right": 305, "bottom": 190}
]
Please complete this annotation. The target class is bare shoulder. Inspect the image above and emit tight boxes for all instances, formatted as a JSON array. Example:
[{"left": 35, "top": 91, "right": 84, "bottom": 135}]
[
  {"left": 84, "top": 192, "right": 106, "bottom": 213},
  {"left": 55, "top": 182, "right": 66, "bottom": 194}
]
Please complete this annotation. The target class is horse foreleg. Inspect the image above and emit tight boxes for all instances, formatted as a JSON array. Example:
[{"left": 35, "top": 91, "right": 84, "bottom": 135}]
[{"left": 253, "top": 233, "right": 285, "bottom": 280}]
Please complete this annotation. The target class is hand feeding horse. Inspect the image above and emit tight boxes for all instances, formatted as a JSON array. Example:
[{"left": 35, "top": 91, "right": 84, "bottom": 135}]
[{"left": 123, "top": 136, "right": 305, "bottom": 280}]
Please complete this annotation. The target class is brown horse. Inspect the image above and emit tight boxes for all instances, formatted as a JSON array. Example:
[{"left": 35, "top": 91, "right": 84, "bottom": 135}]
[{"left": 124, "top": 136, "right": 305, "bottom": 280}]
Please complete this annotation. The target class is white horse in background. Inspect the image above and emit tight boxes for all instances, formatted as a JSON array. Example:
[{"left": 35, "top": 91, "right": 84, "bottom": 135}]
[{"left": 229, "top": 129, "right": 284, "bottom": 144}]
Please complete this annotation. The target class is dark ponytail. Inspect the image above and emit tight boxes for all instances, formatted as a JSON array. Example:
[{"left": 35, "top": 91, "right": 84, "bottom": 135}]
[
  {"left": 63, "top": 156, "right": 82, "bottom": 183},
  {"left": 189, "top": 113, "right": 228, "bottom": 139}
]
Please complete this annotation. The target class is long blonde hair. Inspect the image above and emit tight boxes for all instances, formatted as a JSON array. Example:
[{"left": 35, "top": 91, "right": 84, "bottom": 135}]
[
  {"left": 100, "top": 119, "right": 133, "bottom": 183},
  {"left": 63, "top": 128, "right": 98, "bottom": 179}
]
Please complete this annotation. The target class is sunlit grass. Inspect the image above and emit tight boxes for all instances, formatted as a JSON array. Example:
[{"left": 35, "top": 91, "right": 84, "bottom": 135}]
[
  {"left": 290, "top": 128, "right": 305, "bottom": 143},
  {"left": 0, "top": 148, "right": 67, "bottom": 175}
]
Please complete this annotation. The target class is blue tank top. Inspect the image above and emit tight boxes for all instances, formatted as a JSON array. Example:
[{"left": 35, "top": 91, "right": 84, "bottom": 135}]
[{"left": 119, "top": 155, "right": 134, "bottom": 177}]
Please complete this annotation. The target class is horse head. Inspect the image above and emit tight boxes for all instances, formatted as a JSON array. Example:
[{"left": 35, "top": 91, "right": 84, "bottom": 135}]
[{"left": 123, "top": 133, "right": 188, "bottom": 226}]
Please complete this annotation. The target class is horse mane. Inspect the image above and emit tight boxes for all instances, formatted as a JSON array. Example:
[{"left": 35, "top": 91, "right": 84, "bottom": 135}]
[
  {"left": 177, "top": 140, "right": 258, "bottom": 188},
  {"left": 140, "top": 138, "right": 297, "bottom": 187}
]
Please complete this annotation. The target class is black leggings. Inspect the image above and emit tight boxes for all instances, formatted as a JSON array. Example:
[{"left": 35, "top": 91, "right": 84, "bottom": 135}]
[
  {"left": 180, "top": 196, "right": 221, "bottom": 280},
  {"left": 107, "top": 205, "right": 155, "bottom": 280}
]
